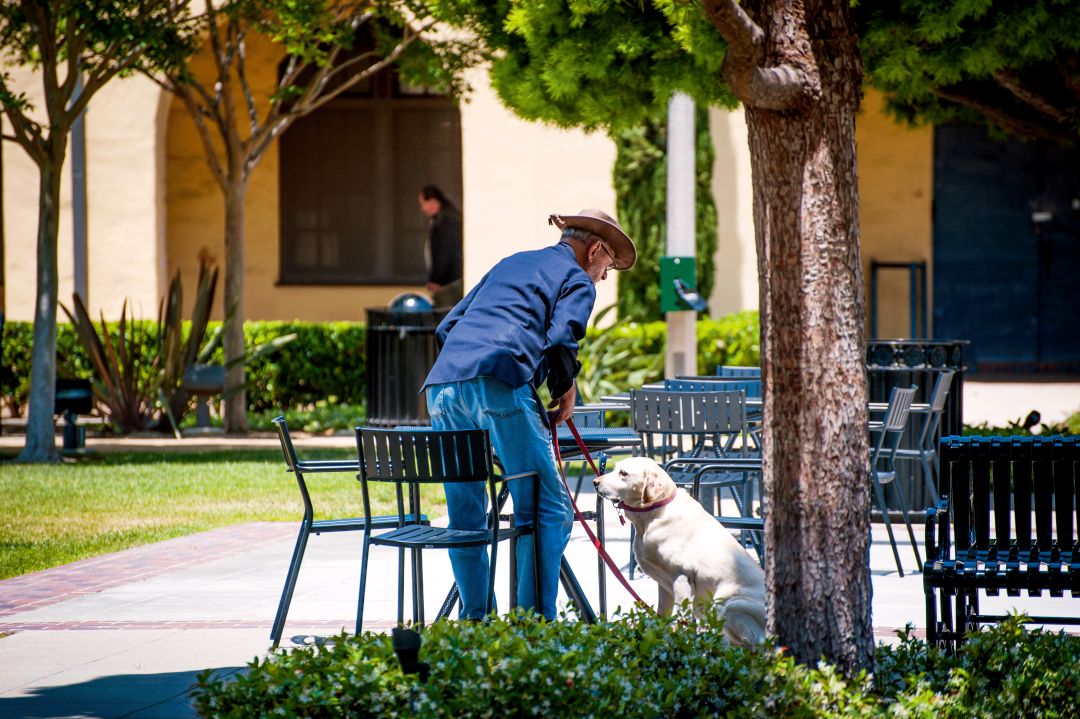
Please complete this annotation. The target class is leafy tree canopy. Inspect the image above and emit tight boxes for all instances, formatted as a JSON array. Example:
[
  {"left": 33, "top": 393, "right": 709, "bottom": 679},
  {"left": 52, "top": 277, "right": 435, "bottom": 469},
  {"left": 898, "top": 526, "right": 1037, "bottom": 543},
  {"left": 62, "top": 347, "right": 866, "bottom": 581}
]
[
  {"left": 437, "top": 0, "right": 737, "bottom": 130},
  {"left": 859, "top": 0, "right": 1080, "bottom": 143}
]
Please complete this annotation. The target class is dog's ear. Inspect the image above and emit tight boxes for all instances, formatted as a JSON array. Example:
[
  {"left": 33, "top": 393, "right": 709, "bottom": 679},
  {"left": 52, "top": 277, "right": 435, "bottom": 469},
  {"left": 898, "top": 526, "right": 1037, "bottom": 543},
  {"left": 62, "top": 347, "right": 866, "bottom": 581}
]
[{"left": 641, "top": 464, "right": 661, "bottom": 505}]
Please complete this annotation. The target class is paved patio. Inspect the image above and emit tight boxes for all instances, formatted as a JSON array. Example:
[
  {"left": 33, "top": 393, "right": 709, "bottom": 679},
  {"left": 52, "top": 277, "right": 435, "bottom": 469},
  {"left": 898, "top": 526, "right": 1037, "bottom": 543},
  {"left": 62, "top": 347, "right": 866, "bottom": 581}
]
[{"left": 2, "top": 379, "right": 1078, "bottom": 718}]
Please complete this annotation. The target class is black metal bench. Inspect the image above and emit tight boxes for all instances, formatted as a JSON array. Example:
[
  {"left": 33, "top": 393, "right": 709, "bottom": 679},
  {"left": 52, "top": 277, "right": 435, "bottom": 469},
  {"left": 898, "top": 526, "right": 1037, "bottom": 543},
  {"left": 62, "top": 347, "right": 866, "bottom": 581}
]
[{"left": 925, "top": 436, "right": 1079, "bottom": 652}]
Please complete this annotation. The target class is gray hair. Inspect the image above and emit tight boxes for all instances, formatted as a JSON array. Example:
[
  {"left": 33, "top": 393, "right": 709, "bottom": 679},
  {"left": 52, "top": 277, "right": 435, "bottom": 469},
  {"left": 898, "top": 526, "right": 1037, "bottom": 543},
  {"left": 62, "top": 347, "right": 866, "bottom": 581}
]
[{"left": 561, "top": 227, "right": 600, "bottom": 245}]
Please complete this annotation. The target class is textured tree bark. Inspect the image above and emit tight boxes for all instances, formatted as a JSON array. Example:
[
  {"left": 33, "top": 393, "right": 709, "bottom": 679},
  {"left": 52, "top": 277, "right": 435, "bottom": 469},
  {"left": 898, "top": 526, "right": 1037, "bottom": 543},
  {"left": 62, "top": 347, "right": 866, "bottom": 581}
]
[
  {"left": 705, "top": 0, "right": 872, "bottom": 672},
  {"left": 222, "top": 179, "right": 248, "bottom": 434},
  {"left": 18, "top": 154, "right": 66, "bottom": 462}
]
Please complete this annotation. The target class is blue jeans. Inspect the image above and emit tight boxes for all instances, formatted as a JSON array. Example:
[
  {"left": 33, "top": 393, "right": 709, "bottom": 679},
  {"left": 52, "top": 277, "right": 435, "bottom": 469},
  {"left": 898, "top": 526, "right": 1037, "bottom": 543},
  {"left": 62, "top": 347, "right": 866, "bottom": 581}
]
[{"left": 426, "top": 378, "right": 572, "bottom": 620}]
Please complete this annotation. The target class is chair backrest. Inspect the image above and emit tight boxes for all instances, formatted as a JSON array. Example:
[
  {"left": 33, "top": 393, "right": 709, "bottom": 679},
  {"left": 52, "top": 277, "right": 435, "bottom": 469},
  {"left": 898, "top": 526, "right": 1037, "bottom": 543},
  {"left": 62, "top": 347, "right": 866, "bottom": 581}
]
[
  {"left": 356, "top": 427, "right": 493, "bottom": 484},
  {"left": 929, "top": 370, "right": 955, "bottom": 414},
  {"left": 916, "top": 370, "right": 956, "bottom": 447},
  {"left": 272, "top": 416, "right": 299, "bottom": 471},
  {"left": 571, "top": 407, "right": 606, "bottom": 428},
  {"left": 716, "top": 365, "right": 761, "bottom": 378},
  {"left": 629, "top": 388, "right": 748, "bottom": 436},
  {"left": 871, "top": 385, "right": 918, "bottom": 467},
  {"left": 666, "top": 377, "right": 762, "bottom": 398}
]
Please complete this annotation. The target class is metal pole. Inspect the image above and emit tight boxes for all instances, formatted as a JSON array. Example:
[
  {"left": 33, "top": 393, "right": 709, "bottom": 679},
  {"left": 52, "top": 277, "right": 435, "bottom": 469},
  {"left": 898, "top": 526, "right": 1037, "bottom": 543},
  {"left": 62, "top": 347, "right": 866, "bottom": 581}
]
[
  {"left": 665, "top": 92, "right": 696, "bottom": 378},
  {"left": 71, "top": 71, "right": 89, "bottom": 304}
]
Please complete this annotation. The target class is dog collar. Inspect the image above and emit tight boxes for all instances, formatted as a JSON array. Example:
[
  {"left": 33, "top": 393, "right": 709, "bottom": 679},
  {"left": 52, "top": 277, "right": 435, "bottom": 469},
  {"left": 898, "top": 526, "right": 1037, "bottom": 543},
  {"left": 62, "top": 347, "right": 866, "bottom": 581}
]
[{"left": 616, "top": 494, "right": 676, "bottom": 514}]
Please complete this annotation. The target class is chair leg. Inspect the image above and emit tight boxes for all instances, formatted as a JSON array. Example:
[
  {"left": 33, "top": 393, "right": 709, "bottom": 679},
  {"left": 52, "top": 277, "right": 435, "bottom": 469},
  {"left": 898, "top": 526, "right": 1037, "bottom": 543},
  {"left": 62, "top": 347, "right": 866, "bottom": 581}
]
[
  {"left": 921, "top": 452, "right": 939, "bottom": 505},
  {"left": 890, "top": 478, "right": 923, "bottom": 572},
  {"left": 871, "top": 473, "right": 905, "bottom": 577},
  {"left": 415, "top": 548, "right": 426, "bottom": 627},
  {"left": 397, "top": 548, "right": 405, "bottom": 625},
  {"left": 628, "top": 525, "right": 637, "bottom": 580},
  {"left": 487, "top": 538, "right": 498, "bottom": 617},
  {"left": 270, "top": 523, "right": 311, "bottom": 647},
  {"left": 356, "top": 536, "right": 371, "bottom": 635}
]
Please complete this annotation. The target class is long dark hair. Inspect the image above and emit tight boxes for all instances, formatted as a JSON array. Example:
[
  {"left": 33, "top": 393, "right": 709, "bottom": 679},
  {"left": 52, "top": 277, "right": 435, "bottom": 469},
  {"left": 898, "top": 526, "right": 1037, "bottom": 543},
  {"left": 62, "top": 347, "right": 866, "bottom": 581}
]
[{"left": 420, "top": 184, "right": 458, "bottom": 213}]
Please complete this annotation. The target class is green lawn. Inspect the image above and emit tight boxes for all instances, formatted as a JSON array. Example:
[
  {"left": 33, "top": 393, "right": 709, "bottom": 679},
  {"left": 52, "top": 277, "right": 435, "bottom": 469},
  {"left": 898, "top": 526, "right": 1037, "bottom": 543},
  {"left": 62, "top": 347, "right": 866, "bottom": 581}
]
[{"left": 0, "top": 449, "right": 447, "bottom": 580}]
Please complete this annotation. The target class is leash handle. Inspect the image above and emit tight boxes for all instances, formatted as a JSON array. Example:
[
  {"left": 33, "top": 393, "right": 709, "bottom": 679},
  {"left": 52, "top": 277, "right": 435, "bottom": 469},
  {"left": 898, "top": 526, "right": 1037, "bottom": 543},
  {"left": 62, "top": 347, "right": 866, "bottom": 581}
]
[{"left": 553, "top": 416, "right": 653, "bottom": 613}]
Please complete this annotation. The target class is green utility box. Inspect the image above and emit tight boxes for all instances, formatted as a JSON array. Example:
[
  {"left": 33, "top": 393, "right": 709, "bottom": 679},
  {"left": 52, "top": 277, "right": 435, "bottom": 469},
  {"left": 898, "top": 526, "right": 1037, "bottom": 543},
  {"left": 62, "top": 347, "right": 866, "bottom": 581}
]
[{"left": 659, "top": 255, "right": 698, "bottom": 312}]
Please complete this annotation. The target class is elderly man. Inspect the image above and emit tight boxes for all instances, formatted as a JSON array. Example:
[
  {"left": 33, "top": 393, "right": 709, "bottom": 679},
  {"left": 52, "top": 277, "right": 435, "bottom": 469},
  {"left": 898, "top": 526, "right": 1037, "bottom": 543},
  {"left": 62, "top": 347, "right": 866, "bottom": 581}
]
[{"left": 423, "top": 209, "right": 636, "bottom": 620}]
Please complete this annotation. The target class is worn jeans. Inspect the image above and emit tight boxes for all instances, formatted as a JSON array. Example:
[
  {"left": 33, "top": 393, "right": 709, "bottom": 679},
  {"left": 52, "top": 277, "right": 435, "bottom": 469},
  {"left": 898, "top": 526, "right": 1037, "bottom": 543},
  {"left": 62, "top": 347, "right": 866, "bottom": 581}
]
[{"left": 426, "top": 377, "right": 572, "bottom": 620}]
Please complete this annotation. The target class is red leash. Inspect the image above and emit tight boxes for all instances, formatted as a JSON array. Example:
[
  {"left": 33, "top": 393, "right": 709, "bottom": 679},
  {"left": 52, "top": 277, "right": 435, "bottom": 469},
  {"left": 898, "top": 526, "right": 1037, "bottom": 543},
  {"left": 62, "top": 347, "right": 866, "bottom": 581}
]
[{"left": 553, "top": 416, "right": 653, "bottom": 613}]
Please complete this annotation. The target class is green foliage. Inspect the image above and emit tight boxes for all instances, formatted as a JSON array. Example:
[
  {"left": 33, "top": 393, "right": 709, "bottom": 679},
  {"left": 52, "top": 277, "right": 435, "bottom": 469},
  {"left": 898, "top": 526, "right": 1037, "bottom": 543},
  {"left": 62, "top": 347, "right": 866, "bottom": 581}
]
[
  {"left": 61, "top": 296, "right": 164, "bottom": 433},
  {"left": 4, "top": 312, "right": 758, "bottom": 425},
  {"left": 576, "top": 310, "right": 760, "bottom": 402},
  {"left": 435, "top": 0, "right": 736, "bottom": 132},
  {"left": 157, "top": 257, "right": 221, "bottom": 432},
  {"left": 193, "top": 611, "right": 1080, "bottom": 718},
  {"left": 875, "top": 617, "right": 1080, "bottom": 718},
  {"left": 2, "top": 320, "right": 349, "bottom": 420},
  {"left": 614, "top": 106, "right": 717, "bottom": 323},
  {"left": 858, "top": 1, "right": 1080, "bottom": 142}
]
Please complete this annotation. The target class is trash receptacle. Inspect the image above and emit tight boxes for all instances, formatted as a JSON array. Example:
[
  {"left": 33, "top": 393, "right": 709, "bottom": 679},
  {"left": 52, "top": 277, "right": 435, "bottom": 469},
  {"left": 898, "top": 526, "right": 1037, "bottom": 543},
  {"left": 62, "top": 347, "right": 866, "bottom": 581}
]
[
  {"left": 365, "top": 294, "right": 449, "bottom": 427},
  {"left": 867, "top": 339, "right": 968, "bottom": 516}
]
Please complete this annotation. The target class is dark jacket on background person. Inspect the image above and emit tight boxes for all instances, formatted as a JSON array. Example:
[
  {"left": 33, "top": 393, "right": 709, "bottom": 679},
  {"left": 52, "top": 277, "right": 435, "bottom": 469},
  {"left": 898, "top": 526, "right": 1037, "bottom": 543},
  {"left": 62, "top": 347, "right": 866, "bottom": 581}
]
[
  {"left": 423, "top": 242, "right": 595, "bottom": 399},
  {"left": 427, "top": 207, "right": 463, "bottom": 286}
]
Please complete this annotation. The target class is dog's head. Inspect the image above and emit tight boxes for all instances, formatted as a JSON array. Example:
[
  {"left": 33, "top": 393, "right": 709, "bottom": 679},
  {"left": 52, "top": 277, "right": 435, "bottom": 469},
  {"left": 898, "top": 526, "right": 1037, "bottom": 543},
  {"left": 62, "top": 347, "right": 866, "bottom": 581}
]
[{"left": 593, "top": 457, "right": 676, "bottom": 508}]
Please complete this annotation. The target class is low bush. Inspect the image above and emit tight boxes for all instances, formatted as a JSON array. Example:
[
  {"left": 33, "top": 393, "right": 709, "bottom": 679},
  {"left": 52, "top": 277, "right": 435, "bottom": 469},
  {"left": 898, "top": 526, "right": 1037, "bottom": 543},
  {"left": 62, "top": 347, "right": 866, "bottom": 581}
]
[
  {"left": 192, "top": 611, "right": 1079, "bottom": 718},
  {"left": 4, "top": 312, "right": 760, "bottom": 421}
]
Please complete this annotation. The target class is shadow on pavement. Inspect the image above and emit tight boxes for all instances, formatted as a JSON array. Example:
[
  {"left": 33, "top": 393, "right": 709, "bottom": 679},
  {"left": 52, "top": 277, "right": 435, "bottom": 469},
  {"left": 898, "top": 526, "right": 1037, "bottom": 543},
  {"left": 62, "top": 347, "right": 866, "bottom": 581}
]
[{"left": 0, "top": 667, "right": 242, "bottom": 719}]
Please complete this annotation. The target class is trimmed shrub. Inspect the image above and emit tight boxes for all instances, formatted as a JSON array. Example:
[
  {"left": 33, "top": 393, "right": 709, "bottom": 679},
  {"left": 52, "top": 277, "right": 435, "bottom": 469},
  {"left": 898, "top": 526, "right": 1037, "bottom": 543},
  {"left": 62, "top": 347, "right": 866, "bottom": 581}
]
[
  {"left": 3, "top": 312, "right": 757, "bottom": 417},
  {"left": 192, "top": 611, "right": 1080, "bottom": 718}
]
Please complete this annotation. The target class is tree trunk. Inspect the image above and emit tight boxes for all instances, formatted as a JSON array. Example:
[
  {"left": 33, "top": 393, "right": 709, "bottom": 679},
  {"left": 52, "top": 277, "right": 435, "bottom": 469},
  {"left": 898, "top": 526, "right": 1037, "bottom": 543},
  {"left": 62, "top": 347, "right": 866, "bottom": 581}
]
[
  {"left": 222, "top": 180, "right": 248, "bottom": 434},
  {"left": 747, "top": 0, "right": 873, "bottom": 672},
  {"left": 18, "top": 154, "right": 65, "bottom": 463}
]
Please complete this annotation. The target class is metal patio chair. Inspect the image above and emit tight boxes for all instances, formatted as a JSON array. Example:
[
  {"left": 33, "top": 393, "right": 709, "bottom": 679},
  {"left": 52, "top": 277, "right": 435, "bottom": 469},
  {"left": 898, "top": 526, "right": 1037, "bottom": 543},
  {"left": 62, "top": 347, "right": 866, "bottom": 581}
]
[
  {"left": 354, "top": 426, "right": 539, "bottom": 629},
  {"left": 627, "top": 388, "right": 762, "bottom": 573},
  {"left": 716, "top": 365, "right": 761, "bottom": 379},
  {"left": 893, "top": 369, "right": 955, "bottom": 505},
  {"left": 269, "top": 416, "right": 426, "bottom": 647},
  {"left": 869, "top": 385, "right": 921, "bottom": 576}
]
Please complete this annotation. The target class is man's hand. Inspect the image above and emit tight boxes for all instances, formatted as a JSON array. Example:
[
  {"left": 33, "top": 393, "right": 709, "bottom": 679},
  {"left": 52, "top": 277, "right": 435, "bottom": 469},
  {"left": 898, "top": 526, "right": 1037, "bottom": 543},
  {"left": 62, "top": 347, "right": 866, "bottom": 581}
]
[{"left": 546, "top": 384, "right": 576, "bottom": 425}]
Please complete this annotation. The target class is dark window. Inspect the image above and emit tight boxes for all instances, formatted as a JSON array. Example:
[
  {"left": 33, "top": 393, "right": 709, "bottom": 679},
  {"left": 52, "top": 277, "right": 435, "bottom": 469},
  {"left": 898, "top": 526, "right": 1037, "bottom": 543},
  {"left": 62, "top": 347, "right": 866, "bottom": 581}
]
[{"left": 278, "top": 60, "right": 462, "bottom": 285}]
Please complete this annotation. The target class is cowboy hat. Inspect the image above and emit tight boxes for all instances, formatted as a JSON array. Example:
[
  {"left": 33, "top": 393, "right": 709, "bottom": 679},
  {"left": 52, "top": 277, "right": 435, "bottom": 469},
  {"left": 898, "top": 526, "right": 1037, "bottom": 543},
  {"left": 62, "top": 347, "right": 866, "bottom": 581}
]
[{"left": 548, "top": 209, "right": 637, "bottom": 270}]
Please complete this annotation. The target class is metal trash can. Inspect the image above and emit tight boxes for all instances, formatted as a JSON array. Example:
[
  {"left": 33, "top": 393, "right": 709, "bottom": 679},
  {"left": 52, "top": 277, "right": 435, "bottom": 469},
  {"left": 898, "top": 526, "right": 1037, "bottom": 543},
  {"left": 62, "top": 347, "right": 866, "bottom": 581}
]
[
  {"left": 365, "top": 294, "right": 449, "bottom": 427},
  {"left": 867, "top": 339, "right": 968, "bottom": 515}
]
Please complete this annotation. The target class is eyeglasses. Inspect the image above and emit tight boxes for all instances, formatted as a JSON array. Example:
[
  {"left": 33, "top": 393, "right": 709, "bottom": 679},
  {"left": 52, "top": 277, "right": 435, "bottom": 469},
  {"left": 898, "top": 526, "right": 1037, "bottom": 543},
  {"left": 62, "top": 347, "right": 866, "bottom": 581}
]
[{"left": 596, "top": 241, "right": 616, "bottom": 273}]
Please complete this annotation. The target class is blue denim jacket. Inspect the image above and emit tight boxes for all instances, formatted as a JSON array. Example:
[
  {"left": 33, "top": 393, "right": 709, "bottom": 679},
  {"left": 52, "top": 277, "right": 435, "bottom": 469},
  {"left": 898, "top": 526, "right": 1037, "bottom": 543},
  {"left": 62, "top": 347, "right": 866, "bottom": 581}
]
[{"left": 423, "top": 242, "right": 596, "bottom": 392}]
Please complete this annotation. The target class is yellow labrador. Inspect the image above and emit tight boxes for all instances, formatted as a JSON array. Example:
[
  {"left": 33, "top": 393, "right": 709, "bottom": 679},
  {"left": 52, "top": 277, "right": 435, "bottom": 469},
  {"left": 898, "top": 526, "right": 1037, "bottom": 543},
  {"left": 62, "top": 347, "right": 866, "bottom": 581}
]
[{"left": 594, "top": 456, "right": 766, "bottom": 646}]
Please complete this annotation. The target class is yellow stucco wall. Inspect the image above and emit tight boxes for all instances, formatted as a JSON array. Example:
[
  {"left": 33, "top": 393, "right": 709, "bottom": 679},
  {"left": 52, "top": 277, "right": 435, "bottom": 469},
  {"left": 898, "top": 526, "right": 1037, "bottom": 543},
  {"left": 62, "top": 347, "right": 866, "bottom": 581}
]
[
  {"left": 2, "top": 66, "right": 166, "bottom": 322},
  {"left": 709, "top": 107, "right": 758, "bottom": 315},
  {"left": 856, "top": 88, "right": 935, "bottom": 338},
  {"left": 459, "top": 67, "right": 618, "bottom": 318}
]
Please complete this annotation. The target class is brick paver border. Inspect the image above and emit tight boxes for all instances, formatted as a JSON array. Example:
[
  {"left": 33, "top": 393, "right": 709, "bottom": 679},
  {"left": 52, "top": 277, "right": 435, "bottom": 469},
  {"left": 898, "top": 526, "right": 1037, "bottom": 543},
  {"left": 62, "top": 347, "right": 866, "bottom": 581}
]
[{"left": 0, "top": 522, "right": 296, "bottom": 618}]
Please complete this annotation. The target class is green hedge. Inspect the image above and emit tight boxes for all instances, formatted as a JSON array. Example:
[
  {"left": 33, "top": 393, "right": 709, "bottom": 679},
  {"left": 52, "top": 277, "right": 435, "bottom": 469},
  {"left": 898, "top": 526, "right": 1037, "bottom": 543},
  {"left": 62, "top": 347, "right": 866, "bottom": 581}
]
[
  {"left": 192, "top": 611, "right": 1079, "bottom": 718},
  {"left": 2, "top": 312, "right": 759, "bottom": 415},
  {"left": 1, "top": 320, "right": 366, "bottom": 416}
]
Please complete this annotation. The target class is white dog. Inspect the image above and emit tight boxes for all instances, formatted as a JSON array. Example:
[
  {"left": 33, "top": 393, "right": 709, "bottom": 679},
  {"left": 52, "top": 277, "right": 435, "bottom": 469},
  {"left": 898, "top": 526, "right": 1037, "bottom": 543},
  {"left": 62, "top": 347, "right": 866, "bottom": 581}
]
[{"left": 594, "top": 456, "right": 766, "bottom": 646}]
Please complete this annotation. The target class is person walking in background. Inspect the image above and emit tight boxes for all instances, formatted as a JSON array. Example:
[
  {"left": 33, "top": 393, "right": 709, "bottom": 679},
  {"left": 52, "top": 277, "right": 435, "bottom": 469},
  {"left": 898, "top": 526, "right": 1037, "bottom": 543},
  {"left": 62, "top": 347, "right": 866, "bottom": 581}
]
[
  {"left": 418, "top": 185, "right": 463, "bottom": 307},
  {"left": 422, "top": 209, "right": 636, "bottom": 620}
]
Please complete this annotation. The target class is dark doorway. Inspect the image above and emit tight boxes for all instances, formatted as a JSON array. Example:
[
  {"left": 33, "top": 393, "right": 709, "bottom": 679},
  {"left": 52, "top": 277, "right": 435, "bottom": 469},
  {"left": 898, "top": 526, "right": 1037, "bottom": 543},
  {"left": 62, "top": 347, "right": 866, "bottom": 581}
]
[{"left": 933, "top": 124, "right": 1080, "bottom": 375}]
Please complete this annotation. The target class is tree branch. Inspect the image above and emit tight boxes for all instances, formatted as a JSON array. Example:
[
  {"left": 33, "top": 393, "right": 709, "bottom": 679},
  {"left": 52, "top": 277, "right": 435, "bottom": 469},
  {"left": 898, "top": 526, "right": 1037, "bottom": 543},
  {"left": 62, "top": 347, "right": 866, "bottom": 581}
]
[
  {"left": 992, "top": 68, "right": 1067, "bottom": 122},
  {"left": 235, "top": 28, "right": 259, "bottom": 136},
  {"left": 933, "top": 86, "right": 1073, "bottom": 143},
  {"left": 175, "top": 84, "right": 229, "bottom": 191},
  {"left": 701, "top": 0, "right": 815, "bottom": 111}
]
